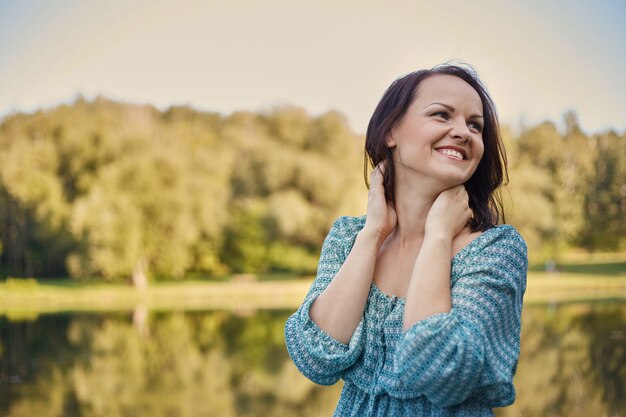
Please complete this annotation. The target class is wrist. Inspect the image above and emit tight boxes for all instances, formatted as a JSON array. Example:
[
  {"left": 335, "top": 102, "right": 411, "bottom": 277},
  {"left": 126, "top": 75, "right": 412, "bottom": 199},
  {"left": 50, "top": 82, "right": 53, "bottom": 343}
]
[
  {"left": 418, "top": 231, "right": 453, "bottom": 261},
  {"left": 358, "top": 227, "right": 388, "bottom": 249},
  {"left": 423, "top": 229, "right": 453, "bottom": 245}
]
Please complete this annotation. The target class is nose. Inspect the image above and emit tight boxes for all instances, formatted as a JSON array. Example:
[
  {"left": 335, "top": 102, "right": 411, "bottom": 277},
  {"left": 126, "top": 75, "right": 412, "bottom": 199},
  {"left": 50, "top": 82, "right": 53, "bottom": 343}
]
[{"left": 450, "top": 119, "right": 471, "bottom": 142}]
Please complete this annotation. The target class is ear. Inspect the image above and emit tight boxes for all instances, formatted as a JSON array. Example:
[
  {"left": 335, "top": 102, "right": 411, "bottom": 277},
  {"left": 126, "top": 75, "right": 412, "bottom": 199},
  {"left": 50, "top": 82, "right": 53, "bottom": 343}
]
[{"left": 386, "top": 133, "right": 396, "bottom": 148}]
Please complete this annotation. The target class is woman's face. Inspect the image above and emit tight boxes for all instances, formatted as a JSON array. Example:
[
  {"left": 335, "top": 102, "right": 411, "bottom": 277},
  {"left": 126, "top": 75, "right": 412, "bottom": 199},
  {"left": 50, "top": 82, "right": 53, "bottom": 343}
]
[{"left": 387, "top": 74, "right": 485, "bottom": 188}]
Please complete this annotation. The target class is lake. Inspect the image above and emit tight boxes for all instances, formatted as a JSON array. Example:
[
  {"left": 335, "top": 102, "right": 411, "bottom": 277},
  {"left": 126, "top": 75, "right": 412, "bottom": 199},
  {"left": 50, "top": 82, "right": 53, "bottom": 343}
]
[{"left": 1, "top": 300, "right": 624, "bottom": 417}]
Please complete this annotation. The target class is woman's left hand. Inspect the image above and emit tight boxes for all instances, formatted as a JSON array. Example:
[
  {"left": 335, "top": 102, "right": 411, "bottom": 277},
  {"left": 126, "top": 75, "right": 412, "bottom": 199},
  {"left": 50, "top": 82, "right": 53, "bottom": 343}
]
[{"left": 424, "top": 185, "right": 472, "bottom": 240}]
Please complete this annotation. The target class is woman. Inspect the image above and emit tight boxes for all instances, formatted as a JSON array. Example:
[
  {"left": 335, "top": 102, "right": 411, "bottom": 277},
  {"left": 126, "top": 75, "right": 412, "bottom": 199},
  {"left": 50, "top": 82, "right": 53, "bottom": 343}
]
[{"left": 284, "top": 63, "right": 527, "bottom": 416}]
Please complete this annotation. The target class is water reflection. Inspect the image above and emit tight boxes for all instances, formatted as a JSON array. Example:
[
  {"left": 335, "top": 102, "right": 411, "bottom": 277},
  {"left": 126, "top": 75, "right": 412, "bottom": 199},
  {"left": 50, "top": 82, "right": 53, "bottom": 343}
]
[
  {"left": 500, "top": 301, "right": 626, "bottom": 417},
  {"left": 0, "top": 301, "right": 624, "bottom": 417}
]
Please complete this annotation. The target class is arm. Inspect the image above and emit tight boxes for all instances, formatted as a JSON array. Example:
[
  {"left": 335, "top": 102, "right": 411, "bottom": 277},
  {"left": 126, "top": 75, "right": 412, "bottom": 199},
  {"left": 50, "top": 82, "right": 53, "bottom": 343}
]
[
  {"left": 284, "top": 163, "right": 396, "bottom": 385},
  {"left": 403, "top": 185, "right": 472, "bottom": 330},
  {"left": 394, "top": 226, "right": 528, "bottom": 407},
  {"left": 284, "top": 216, "right": 371, "bottom": 385},
  {"left": 310, "top": 161, "right": 395, "bottom": 344},
  {"left": 309, "top": 227, "right": 382, "bottom": 344},
  {"left": 402, "top": 231, "right": 453, "bottom": 331}
]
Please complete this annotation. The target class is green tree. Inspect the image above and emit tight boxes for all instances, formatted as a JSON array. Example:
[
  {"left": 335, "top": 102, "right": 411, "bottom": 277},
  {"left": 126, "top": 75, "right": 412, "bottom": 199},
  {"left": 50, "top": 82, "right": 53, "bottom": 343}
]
[
  {"left": 515, "top": 113, "right": 594, "bottom": 258},
  {"left": 579, "top": 131, "right": 626, "bottom": 250}
]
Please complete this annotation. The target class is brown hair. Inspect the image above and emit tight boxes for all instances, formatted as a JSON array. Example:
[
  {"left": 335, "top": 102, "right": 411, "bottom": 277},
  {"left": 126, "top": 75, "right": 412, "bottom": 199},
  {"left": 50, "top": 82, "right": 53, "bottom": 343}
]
[{"left": 364, "top": 63, "right": 508, "bottom": 231}]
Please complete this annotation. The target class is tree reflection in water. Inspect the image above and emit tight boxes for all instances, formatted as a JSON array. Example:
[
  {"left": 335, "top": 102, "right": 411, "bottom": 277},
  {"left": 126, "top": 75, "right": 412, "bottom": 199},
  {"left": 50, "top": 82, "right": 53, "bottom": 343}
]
[
  {"left": 497, "top": 301, "right": 625, "bottom": 417},
  {"left": 0, "top": 309, "right": 340, "bottom": 417},
  {"left": 0, "top": 301, "right": 624, "bottom": 417}
]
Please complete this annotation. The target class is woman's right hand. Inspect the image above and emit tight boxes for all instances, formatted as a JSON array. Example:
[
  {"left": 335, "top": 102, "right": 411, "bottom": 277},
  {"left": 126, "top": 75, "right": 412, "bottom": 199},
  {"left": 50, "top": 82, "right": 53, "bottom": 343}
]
[{"left": 363, "top": 161, "right": 397, "bottom": 245}]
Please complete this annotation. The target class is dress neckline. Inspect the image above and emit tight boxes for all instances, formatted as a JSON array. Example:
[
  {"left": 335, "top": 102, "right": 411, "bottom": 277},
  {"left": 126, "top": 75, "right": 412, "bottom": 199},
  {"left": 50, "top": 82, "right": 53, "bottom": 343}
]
[{"left": 369, "top": 224, "right": 509, "bottom": 303}]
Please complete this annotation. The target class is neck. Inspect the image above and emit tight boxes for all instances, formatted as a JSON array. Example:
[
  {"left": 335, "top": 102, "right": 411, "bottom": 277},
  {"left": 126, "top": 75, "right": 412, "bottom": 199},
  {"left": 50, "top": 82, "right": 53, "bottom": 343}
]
[
  {"left": 392, "top": 190, "right": 437, "bottom": 245},
  {"left": 391, "top": 161, "right": 445, "bottom": 245}
]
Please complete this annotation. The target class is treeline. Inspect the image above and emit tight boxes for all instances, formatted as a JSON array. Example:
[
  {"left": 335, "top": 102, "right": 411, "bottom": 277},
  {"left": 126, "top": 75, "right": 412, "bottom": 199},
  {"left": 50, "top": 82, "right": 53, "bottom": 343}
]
[
  {"left": 503, "top": 113, "right": 626, "bottom": 257},
  {"left": 0, "top": 98, "right": 624, "bottom": 283},
  {"left": 0, "top": 97, "right": 364, "bottom": 284}
]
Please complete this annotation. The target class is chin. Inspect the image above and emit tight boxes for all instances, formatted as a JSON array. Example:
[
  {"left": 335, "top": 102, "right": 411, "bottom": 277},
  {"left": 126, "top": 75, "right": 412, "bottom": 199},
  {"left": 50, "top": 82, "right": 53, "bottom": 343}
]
[{"left": 438, "top": 173, "right": 472, "bottom": 188}]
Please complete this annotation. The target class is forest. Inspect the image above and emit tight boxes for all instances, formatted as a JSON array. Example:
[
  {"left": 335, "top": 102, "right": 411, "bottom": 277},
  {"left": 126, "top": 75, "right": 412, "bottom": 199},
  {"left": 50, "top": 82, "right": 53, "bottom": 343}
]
[{"left": 0, "top": 97, "right": 624, "bottom": 285}]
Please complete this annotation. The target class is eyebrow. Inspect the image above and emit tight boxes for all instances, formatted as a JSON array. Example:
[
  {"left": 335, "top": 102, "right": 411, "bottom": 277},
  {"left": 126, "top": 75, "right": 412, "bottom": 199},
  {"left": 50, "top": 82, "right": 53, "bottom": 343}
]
[{"left": 425, "top": 102, "right": 484, "bottom": 119}]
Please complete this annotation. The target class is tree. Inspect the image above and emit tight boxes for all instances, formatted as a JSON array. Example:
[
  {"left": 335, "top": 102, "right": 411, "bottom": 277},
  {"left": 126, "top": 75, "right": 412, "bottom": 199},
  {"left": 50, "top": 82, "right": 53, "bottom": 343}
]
[
  {"left": 514, "top": 113, "right": 594, "bottom": 258},
  {"left": 579, "top": 131, "right": 626, "bottom": 250}
]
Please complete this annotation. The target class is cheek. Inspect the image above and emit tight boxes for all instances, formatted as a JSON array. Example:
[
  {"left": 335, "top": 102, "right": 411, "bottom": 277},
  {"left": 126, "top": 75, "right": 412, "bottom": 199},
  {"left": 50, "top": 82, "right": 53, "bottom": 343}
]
[{"left": 475, "top": 139, "right": 485, "bottom": 161}]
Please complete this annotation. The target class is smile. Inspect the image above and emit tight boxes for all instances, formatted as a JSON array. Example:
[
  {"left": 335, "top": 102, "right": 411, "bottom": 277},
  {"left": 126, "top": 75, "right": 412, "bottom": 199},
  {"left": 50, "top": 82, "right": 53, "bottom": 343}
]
[{"left": 435, "top": 148, "right": 466, "bottom": 161}]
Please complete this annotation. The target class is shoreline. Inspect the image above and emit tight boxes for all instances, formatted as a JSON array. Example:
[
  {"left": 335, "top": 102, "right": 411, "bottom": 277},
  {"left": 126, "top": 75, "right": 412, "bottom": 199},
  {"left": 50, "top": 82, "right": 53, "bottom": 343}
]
[{"left": 1, "top": 273, "right": 625, "bottom": 316}]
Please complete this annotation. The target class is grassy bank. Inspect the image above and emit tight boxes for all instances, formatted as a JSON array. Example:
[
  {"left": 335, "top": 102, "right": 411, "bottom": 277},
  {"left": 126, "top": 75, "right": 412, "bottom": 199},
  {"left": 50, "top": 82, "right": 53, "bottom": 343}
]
[
  {"left": 1, "top": 271, "right": 625, "bottom": 316},
  {"left": 0, "top": 278, "right": 313, "bottom": 315},
  {"left": 523, "top": 272, "right": 626, "bottom": 303}
]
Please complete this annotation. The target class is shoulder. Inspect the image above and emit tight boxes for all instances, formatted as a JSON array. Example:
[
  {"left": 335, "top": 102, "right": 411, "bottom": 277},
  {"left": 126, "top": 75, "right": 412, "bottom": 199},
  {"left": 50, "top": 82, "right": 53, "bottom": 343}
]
[
  {"left": 456, "top": 225, "right": 528, "bottom": 276},
  {"left": 474, "top": 225, "right": 528, "bottom": 281},
  {"left": 321, "top": 215, "right": 366, "bottom": 259},
  {"left": 327, "top": 215, "right": 366, "bottom": 239},
  {"left": 455, "top": 225, "right": 528, "bottom": 293},
  {"left": 468, "top": 224, "right": 527, "bottom": 256}
]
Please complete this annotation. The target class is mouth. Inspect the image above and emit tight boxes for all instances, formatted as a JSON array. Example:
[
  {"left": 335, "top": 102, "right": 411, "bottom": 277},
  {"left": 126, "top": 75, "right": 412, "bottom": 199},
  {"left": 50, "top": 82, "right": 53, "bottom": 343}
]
[{"left": 434, "top": 146, "right": 467, "bottom": 161}]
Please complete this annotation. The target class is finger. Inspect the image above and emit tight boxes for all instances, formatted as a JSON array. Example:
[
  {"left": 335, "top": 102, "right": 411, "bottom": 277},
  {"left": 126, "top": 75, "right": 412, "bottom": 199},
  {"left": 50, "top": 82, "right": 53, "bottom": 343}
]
[
  {"left": 457, "top": 186, "right": 469, "bottom": 202},
  {"left": 379, "top": 159, "right": 388, "bottom": 173},
  {"left": 371, "top": 162, "right": 386, "bottom": 183},
  {"left": 370, "top": 165, "right": 381, "bottom": 181},
  {"left": 374, "top": 160, "right": 387, "bottom": 176},
  {"left": 445, "top": 184, "right": 465, "bottom": 197}
]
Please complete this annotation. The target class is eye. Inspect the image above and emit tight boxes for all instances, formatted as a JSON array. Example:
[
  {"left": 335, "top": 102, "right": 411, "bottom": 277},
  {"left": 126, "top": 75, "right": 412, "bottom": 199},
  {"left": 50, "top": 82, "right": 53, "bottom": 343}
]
[
  {"left": 432, "top": 111, "right": 449, "bottom": 120},
  {"left": 468, "top": 120, "right": 483, "bottom": 133}
]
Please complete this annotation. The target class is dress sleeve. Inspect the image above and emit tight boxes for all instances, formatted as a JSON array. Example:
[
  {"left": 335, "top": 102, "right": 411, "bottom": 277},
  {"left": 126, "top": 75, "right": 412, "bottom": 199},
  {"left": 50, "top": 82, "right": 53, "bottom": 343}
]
[
  {"left": 284, "top": 216, "right": 366, "bottom": 386},
  {"left": 393, "top": 225, "right": 527, "bottom": 408}
]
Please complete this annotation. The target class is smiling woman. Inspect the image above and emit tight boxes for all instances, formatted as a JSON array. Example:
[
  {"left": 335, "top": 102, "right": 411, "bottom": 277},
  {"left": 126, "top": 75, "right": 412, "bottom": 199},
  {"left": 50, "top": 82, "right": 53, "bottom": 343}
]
[
  {"left": 385, "top": 74, "right": 486, "bottom": 194},
  {"left": 285, "top": 63, "right": 528, "bottom": 416}
]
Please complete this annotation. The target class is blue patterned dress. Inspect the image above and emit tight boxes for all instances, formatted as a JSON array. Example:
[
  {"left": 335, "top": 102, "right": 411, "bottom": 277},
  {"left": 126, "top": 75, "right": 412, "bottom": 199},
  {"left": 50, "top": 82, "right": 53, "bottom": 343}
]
[{"left": 284, "top": 216, "right": 527, "bottom": 416}]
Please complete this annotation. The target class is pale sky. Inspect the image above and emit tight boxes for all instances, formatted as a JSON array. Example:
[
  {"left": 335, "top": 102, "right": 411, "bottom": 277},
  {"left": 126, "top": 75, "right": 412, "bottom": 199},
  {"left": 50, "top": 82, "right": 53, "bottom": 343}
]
[{"left": 1, "top": 0, "right": 625, "bottom": 134}]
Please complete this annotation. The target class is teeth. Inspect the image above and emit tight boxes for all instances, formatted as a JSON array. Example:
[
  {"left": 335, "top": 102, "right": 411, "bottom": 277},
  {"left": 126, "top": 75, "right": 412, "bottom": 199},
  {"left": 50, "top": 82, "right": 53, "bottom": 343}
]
[{"left": 438, "top": 149, "right": 464, "bottom": 160}]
